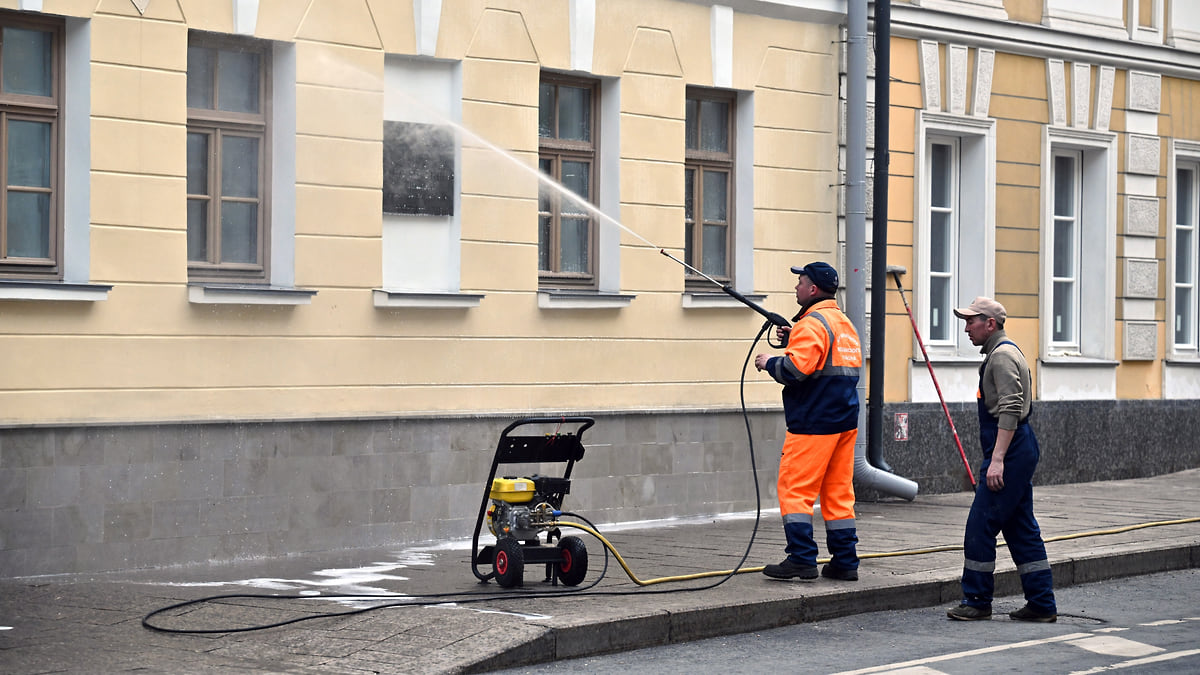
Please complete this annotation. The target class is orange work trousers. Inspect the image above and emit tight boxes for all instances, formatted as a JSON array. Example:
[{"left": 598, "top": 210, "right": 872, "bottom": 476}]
[{"left": 777, "top": 429, "right": 857, "bottom": 521}]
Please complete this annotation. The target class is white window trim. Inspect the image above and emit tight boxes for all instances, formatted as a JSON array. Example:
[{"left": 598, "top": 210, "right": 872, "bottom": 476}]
[
  {"left": 914, "top": 111, "right": 996, "bottom": 360},
  {"left": 1128, "top": 0, "right": 1164, "bottom": 44},
  {"left": 1039, "top": 126, "right": 1118, "bottom": 400},
  {"left": 909, "top": 0, "right": 1008, "bottom": 21},
  {"left": 1168, "top": 140, "right": 1200, "bottom": 362}
]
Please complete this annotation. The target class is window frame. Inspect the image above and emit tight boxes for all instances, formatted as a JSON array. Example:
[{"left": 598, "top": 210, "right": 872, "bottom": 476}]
[
  {"left": 684, "top": 87, "right": 735, "bottom": 288},
  {"left": 1050, "top": 148, "right": 1083, "bottom": 351},
  {"left": 1169, "top": 142, "right": 1200, "bottom": 358},
  {"left": 537, "top": 73, "right": 598, "bottom": 287},
  {"left": 0, "top": 12, "right": 64, "bottom": 279},
  {"left": 914, "top": 111, "right": 996, "bottom": 361},
  {"left": 185, "top": 32, "right": 272, "bottom": 283},
  {"left": 1039, "top": 126, "right": 1117, "bottom": 363}
]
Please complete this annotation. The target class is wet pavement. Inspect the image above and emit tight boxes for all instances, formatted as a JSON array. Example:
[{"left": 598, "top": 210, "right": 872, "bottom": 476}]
[{"left": 1, "top": 469, "right": 1197, "bottom": 674}]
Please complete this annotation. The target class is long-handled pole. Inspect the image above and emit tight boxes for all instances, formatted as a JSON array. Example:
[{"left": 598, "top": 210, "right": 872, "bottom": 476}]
[{"left": 889, "top": 267, "right": 976, "bottom": 486}]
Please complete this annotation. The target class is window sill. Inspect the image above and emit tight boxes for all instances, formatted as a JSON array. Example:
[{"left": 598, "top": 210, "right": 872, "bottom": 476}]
[
  {"left": 538, "top": 290, "right": 635, "bottom": 309},
  {"left": 188, "top": 284, "right": 317, "bottom": 305},
  {"left": 681, "top": 291, "right": 765, "bottom": 309},
  {"left": 912, "top": 354, "right": 982, "bottom": 365},
  {"left": 1039, "top": 355, "right": 1119, "bottom": 367},
  {"left": 0, "top": 280, "right": 112, "bottom": 302},
  {"left": 1165, "top": 356, "right": 1200, "bottom": 366},
  {"left": 373, "top": 290, "right": 483, "bottom": 308}
]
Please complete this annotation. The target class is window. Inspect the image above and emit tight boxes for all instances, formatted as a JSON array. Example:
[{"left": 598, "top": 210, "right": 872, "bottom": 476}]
[
  {"left": 914, "top": 113, "right": 995, "bottom": 363},
  {"left": 0, "top": 14, "right": 61, "bottom": 279},
  {"left": 538, "top": 75, "right": 597, "bottom": 284},
  {"left": 1174, "top": 162, "right": 1199, "bottom": 352},
  {"left": 186, "top": 34, "right": 270, "bottom": 282},
  {"left": 1050, "top": 150, "right": 1082, "bottom": 349},
  {"left": 1039, "top": 127, "right": 1116, "bottom": 377},
  {"left": 927, "top": 139, "right": 958, "bottom": 342},
  {"left": 684, "top": 89, "right": 733, "bottom": 284}
]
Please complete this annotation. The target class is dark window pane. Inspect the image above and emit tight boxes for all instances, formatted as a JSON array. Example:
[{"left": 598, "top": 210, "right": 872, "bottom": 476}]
[
  {"left": 538, "top": 214, "right": 551, "bottom": 271},
  {"left": 685, "top": 99, "right": 699, "bottom": 150},
  {"left": 186, "top": 132, "right": 209, "bottom": 195},
  {"left": 6, "top": 191, "right": 50, "bottom": 258},
  {"left": 930, "top": 211, "right": 950, "bottom": 273},
  {"left": 557, "top": 85, "right": 590, "bottom": 141},
  {"left": 699, "top": 100, "right": 728, "bottom": 153},
  {"left": 383, "top": 121, "right": 455, "bottom": 216},
  {"left": 221, "top": 135, "right": 259, "bottom": 198},
  {"left": 1052, "top": 280, "right": 1073, "bottom": 342},
  {"left": 1177, "top": 229, "right": 1192, "bottom": 284},
  {"left": 220, "top": 201, "right": 257, "bottom": 263},
  {"left": 1178, "top": 169, "right": 1193, "bottom": 226},
  {"left": 7, "top": 120, "right": 51, "bottom": 187},
  {"left": 684, "top": 168, "right": 695, "bottom": 221},
  {"left": 929, "top": 276, "right": 950, "bottom": 341},
  {"left": 186, "top": 46, "right": 215, "bottom": 109},
  {"left": 702, "top": 223, "right": 726, "bottom": 277},
  {"left": 931, "top": 143, "right": 951, "bottom": 208},
  {"left": 1053, "top": 220, "right": 1074, "bottom": 277},
  {"left": 538, "top": 83, "right": 554, "bottom": 138},
  {"left": 1054, "top": 154, "right": 1075, "bottom": 217},
  {"left": 187, "top": 199, "right": 208, "bottom": 261},
  {"left": 1177, "top": 287, "right": 1192, "bottom": 345},
  {"left": 217, "top": 48, "right": 260, "bottom": 114},
  {"left": 561, "top": 161, "right": 590, "bottom": 214},
  {"left": 684, "top": 221, "right": 694, "bottom": 267},
  {"left": 561, "top": 216, "right": 589, "bottom": 273},
  {"left": 703, "top": 170, "right": 727, "bottom": 222},
  {"left": 2, "top": 27, "right": 52, "bottom": 97}
]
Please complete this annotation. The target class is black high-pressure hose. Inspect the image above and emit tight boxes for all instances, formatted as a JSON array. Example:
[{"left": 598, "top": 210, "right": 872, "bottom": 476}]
[{"left": 143, "top": 321, "right": 777, "bottom": 634}]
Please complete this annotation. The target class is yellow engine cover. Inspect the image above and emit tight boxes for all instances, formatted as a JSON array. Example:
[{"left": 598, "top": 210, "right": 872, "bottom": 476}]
[{"left": 490, "top": 477, "right": 535, "bottom": 503}]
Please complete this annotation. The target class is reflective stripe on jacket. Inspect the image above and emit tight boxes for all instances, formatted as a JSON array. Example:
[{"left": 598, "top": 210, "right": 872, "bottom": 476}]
[{"left": 765, "top": 299, "right": 862, "bottom": 435}]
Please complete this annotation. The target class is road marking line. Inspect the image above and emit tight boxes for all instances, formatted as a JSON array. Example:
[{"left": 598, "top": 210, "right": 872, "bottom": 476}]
[
  {"left": 1067, "top": 635, "right": 1164, "bottom": 658},
  {"left": 1139, "top": 619, "right": 1184, "bottom": 626},
  {"left": 830, "top": 633, "right": 1093, "bottom": 675},
  {"left": 1094, "top": 627, "right": 1128, "bottom": 633},
  {"left": 1068, "top": 648, "right": 1200, "bottom": 674}
]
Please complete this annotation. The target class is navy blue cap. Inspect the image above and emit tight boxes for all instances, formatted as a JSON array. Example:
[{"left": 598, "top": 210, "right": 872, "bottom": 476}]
[{"left": 790, "top": 261, "right": 839, "bottom": 293}]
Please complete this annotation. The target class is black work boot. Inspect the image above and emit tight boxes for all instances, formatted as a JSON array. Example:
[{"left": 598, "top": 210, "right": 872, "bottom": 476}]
[
  {"left": 762, "top": 558, "right": 818, "bottom": 580},
  {"left": 821, "top": 564, "right": 858, "bottom": 581}
]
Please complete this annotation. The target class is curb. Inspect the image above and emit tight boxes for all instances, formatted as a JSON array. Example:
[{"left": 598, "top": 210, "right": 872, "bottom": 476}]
[{"left": 462, "top": 541, "right": 1200, "bottom": 673}]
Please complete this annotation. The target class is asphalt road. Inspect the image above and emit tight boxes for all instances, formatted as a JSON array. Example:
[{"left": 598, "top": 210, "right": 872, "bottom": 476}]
[{"left": 491, "top": 568, "right": 1200, "bottom": 674}]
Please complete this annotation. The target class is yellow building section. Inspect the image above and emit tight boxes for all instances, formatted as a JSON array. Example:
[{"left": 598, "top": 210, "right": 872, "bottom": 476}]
[{"left": 0, "top": 0, "right": 844, "bottom": 425}]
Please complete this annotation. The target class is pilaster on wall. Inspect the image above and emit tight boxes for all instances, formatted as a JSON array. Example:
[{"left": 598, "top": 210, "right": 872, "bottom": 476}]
[{"left": 1122, "top": 71, "right": 1162, "bottom": 361}]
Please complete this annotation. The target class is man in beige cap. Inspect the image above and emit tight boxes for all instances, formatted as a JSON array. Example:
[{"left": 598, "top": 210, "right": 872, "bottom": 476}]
[{"left": 945, "top": 297, "right": 1057, "bottom": 623}]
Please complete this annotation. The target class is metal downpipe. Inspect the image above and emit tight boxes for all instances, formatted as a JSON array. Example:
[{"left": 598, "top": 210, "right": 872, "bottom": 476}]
[{"left": 846, "top": 0, "right": 917, "bottom": 501}]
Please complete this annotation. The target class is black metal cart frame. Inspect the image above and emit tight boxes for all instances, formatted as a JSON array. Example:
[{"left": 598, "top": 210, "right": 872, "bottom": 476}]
[{"left": 470, "top": 416, "right": 594, "bottom": 584}]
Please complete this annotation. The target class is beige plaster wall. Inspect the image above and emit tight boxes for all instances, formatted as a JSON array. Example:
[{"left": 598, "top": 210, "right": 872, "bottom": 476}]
[{"left": 0, "top": 0, "right": 843, "bottom": 425}]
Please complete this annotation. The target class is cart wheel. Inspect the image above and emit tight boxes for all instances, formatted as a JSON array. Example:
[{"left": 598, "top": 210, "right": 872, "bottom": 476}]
[
  {"left": 493, "top": 537, "right": 524, "bottom": 588},
  {"left": 556, "top": 536, "right": 588, "bottom": 586}
]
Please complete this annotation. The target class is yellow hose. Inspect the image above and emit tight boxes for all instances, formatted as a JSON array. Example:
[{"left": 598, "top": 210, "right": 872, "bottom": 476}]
[{"left": 554, "top": 516, "right": 1200, "bottom": 587}]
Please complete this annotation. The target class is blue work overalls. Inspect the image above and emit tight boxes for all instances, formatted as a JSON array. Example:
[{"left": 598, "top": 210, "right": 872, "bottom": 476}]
[{"left": 960, "top": 342, "right": 1056, "bottom": 614}]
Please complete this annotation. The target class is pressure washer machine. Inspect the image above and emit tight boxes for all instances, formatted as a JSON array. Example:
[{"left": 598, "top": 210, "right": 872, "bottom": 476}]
[{"left": 470, "top": 416, "right": 594, "bottom": 588}]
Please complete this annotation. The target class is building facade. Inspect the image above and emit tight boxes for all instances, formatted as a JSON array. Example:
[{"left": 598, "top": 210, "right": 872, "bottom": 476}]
[
  {"left": 3, "top": 0, "right": 1199, "bottom": 577},
  {"left": 0, "top": 0, "right": 845, "bottom": 576}
]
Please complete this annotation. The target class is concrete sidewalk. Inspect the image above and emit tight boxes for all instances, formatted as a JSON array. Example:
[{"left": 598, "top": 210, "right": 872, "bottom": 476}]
[{"left": 1, "top": 469, "right": 1198, "bottom": 674}]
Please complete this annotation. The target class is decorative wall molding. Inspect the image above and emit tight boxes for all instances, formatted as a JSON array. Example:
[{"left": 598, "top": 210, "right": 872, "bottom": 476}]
[
  {"left": 1072, "top": 62, "right": 1091, "bottom": 128},
  {"left": 1124, "top": 258, "right": 1159, "bottom": 298},
  {"left": 1048, "top": 59, "right": 1067, "bottom": 126},
  {"left": 948, "top": 44, "right": 968, "bottom": 115},
  {"left": 1127, "top": 134, "right": 1161, "bottom": 175},
  {"left": 1128, "top": 70, "right": 1162, "bottom": 113},
  {"left": 972, "top": 48, "right": 994, "bottom": 117},
  {"left": 920, "top": 40, "right": 940, "bottom": 111},
  {"left": 1095, "top": 65, "right": 1115, "bottom": 131},
  {"left": 1123, "top": 321, "right": 1158, "bottom": 360},
  {"left": 1125, "top": 195, "right": 1160, "bottom": 237}
]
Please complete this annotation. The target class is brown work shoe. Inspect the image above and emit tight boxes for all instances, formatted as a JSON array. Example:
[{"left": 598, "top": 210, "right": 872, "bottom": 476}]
[
  {"left": 1009, "top": 604, "right": 1057, "bottom": 623},
  {"left": 946, "top": 604, "right": 992, "bottom": 621}
]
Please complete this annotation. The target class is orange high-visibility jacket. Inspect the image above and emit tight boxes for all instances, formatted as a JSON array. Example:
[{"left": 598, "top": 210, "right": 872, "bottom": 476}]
[{"left": 763, "top": 299, "right": 862, "bottom": 435}]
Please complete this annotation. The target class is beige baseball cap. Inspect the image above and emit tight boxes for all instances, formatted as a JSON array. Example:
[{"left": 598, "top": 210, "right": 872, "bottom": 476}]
[{"left": 953, "top": 296, "right": 1006, "bottom": 322}]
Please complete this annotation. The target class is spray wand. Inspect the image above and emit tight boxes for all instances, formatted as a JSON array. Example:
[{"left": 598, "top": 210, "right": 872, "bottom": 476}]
[{"left": 658, "top": 249, "right": 791, "bottom": 328}]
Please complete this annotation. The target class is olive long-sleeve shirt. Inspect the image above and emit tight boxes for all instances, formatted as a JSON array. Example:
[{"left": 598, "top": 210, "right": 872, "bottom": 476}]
[{"left": 979, "top": 330, "right": 1032, "bottom": 431}]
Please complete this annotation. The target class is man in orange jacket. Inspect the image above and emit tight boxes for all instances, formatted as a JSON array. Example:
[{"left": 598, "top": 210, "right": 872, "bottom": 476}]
[{"left": 754, "top": 262, "right": 862, "bottom": 581}]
